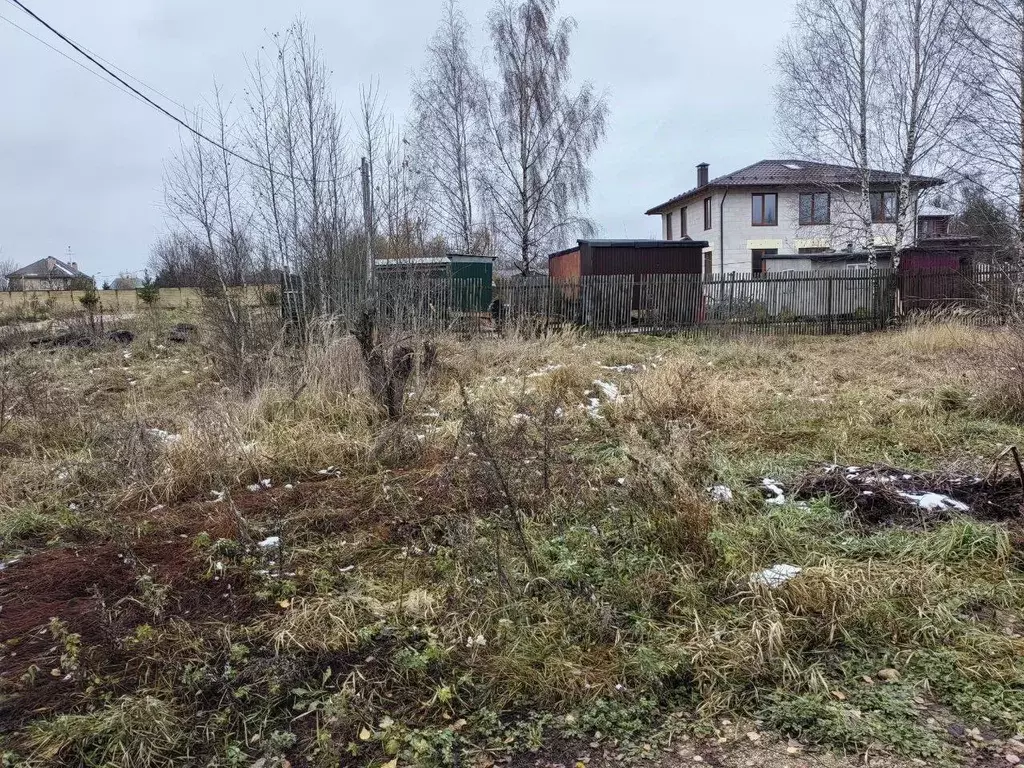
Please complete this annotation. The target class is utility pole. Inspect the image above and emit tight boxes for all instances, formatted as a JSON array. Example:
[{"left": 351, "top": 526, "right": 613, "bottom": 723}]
[{"left": 361, "top": 157, "right": 375, "bottom": 287}]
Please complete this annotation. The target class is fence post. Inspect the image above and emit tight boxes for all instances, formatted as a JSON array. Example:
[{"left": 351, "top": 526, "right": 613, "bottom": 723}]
[{"left": 826, "top": 275, "right": 834, "bottom": 334}]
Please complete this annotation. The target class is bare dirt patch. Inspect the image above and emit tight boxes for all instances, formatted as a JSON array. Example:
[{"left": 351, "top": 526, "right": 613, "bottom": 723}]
[
  {"left": 0, "top": 504, "right": 255, "bottom": 731},
  {"left": 791, "top": 465, "right": 1024, "bottom": 529}
]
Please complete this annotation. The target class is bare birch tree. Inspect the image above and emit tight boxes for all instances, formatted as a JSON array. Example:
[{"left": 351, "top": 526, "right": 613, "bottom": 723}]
[
  {"left": 878, "top": 0, "right": 972, "bottom": 265},
  {"left": 776, "top": 0, "right": 884, "bottom": 259},
  {"left": 478, "top": 0, "right": 609, "bottom": 276},
  {"left": 210, "top": 83, "right": 251, "bottom": 287},
  {"left": 411, "top": 0, "right": 482, "bottom": 252},
  {"left": 358, "top": 80, "right": 387, "bottom": 242},
  {"left": 0, "top": 254, "right": 16, "bottom": 292},
  {"left": 164, "top": 18, "right": 361, "bottom": 322},
  {"left": 163, "top": 107, "right": 224, "bottom": 268},
  {"left": 777, "top": 0, "right": 968, "bottom": 265},
  {"left": 958, "top": 0, "right": 1024, "bottom": 258},
  {"left": 245, "top": 22, "right": 360, "bottom": 309}
]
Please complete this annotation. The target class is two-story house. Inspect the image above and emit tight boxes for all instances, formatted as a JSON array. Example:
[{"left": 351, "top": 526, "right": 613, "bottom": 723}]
[{"left": 645, "top": 160, "right": 944, "bottom": 275}]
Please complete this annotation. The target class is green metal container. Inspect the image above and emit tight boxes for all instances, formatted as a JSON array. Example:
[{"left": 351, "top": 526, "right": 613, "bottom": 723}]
[{"left": 375, "top": 254, "right": 494, "bottom": 312}]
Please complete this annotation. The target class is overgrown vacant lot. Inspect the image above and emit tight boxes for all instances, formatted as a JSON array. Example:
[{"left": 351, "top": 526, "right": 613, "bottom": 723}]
[{"left": 1, "top": 320, "right": 1023, "bottom": 767}]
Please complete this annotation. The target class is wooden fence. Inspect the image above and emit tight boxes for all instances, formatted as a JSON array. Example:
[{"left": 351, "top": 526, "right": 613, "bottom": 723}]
[{"left": 284, "top": 266, "right": 1023, "bottom": 337}]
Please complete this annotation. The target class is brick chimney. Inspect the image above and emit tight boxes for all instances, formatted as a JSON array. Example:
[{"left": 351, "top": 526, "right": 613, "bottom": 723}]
[
  {"left": 697, "top": 163, "right": 710, "bottom": 188},
  {"left": 70, "top": 262, "right": 78, "bottom": 272}
]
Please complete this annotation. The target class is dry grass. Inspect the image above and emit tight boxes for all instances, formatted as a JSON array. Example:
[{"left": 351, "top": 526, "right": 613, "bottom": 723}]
[{"left": 1, "top": 314, "right": 1023, "bottom": 767}]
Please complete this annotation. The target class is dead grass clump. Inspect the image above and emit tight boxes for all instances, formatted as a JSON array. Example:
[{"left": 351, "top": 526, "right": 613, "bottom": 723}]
[
  {"left": 268, "top": 595, "right": 385, "bottom": 654},
  {"left": 765, "top": 561, "right": 954, "bottom": 645},
  {"left": 627, "top": 358, "right": 759, "bottom": 430},
  {"left": 888, "top": 318, "right": 983, "bottom": 356},
  {"left": 969, "top": 322, "right": 1024, "bottom": 421},
  {"left": 476, "top": 598, "right": 629, "bottom": 711},
  {"left": 0, "top": 353, "right": 81, "bottom": 452},
  {"left": 267, "top": 320, "right": 366, "bottom": 397},
  {"left": 26, "top": 695, "right": 184, "bottom": 768}
]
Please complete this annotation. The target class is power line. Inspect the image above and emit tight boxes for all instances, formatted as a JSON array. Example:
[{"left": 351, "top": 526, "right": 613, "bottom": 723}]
[
  {"left": 0, "top": 10, "right": 138, "bottom": 102},
  {"left": 3, "top": 0, "right": 217, "bottom": 126},
  {"left": 5, "top": 0, "right": 358, "bottom": 186}
]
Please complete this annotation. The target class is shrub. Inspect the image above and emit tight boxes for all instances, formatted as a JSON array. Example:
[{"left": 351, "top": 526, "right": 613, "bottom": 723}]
[{"left": 136, "top": 274, "right": 160, "bottom": 306}]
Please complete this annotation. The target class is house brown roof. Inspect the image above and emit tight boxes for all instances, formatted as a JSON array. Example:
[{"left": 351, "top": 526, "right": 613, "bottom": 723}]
[
  {"left": 6, "top": 257, "right": 89, "bottom": 280},
  {"left": 645, "top": 159, "right": 945, "bottom": 215}
]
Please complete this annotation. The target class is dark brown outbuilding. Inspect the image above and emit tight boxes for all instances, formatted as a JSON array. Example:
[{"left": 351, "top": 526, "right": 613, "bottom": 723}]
[
  {"left": 548, "top": 238, "right": 709, "bottom": 279},
  {"left": 546, "top": 239, "right": 711, "bottom": 327}
]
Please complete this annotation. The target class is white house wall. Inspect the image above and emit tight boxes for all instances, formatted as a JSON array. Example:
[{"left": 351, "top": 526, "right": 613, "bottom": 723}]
[{"left": 662, "top": 187, "right": 916, "bottom": 274}]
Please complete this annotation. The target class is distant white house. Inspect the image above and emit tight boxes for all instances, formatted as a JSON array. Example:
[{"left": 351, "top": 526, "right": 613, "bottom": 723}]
[{"left": 644, "top": 160, "right": 945, "bottom": 275}]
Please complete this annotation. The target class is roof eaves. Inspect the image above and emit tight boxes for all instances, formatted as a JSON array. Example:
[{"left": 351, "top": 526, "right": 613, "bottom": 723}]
[{"left": 646, "top": 160, "right": 945, "bottom": 215}]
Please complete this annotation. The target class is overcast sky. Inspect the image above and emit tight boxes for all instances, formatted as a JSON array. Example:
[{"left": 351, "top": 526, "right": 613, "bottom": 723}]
[{"left": 0, "top": 0, "right": 791, "bottom": 280}]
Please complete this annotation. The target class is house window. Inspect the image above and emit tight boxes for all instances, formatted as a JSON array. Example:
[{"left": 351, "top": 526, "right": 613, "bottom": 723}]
[
  {"left": 703, "top": 197, "right": 713, "bottom": 230},
  {"left": 799, "top": 193, "right": 830, "bottom": 225},
  {"left": 680, "top": 206, "right": 688, "bottom": 237},
  {"left": 751, "top": 193, "right": 778, "bottom": 226},
  {"left": 665, "top": 212, "right": 673, "bottom": 240},
  {"left": 870, "top": 191, "right": 898, "bottom": 223},
  {"left": 751, "top": 248, "right": 778, "bottom": 275},
  {"left": 703, "top": 251, "right": 713, "bottom": 275},
  {"left": 919, "top": 218, "right": 948, "bottom": 238},
  {"left": 798, "top": 247, "right": 829, "bottom": 255}
]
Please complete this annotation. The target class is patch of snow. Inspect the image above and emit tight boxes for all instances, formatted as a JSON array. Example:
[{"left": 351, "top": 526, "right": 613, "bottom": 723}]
[
  {"left": 762, "top": 478, "right": 787, "bottom": 506},
  {"left": 527, "top": 364, "right": 565, "bottom": 378},
  {"left": 246, "top": 483, "right": 263, "bottom": 493},
  {"left": 601, "top": 363, "right": 641, "bottom": 373},
  {"left": 862, "top": 474, "right": 898, "bottom": 485},
  {"left": 510, "top": 413, "right": 531, "bottom": 423},
  {"left": 284, "top": 484, "right": 294, "bottom": 490},
  {"left": 258, "top": 536, "right": 281, "bottom": 549},
  {"left": 0, "top": 558, "right": 19, "bottom": 572},
  {"left": 710, "top": 485, "right": 734, "bottom": 502},
  {"left": 899, "top": 492, "right": 969, "bottom": 513},
  {"left": 592, "top": 380, "right": 621, "bottom": 402},
  {"left": 752, "top": 564, "right": 803, "bottom": 588},
  {"left": 260, "top": 479, "right": 272, "bottom": 489},
  {"left": 210, "top": 490, "right": 226, "bottom": 503},
  {"left": 146, "top": 428, "right": 182, "bottom": 445}
]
